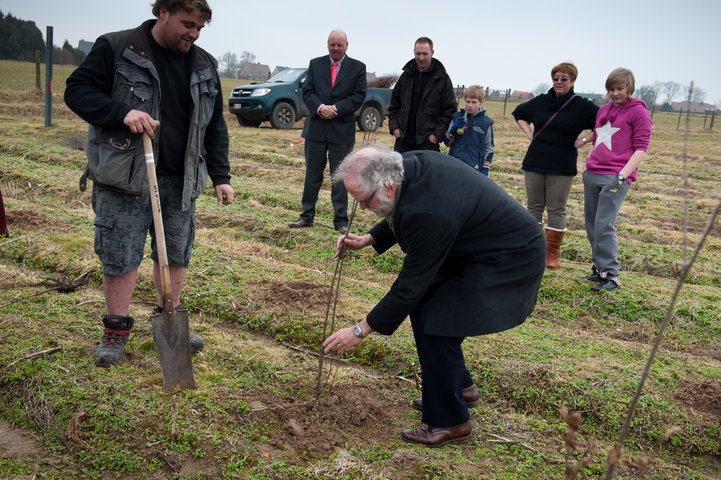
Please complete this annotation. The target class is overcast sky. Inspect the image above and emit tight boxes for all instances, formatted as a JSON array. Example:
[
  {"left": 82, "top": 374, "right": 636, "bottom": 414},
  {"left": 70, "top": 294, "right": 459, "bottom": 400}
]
[{"left": 2, "top": 0, "right": 720, "bottom": 104}]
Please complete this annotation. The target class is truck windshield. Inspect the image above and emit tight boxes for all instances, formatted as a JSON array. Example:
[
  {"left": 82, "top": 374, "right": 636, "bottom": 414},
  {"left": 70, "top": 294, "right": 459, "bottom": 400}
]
[{"left": 268, "top": 69, "right": 305, "bottom": 83}]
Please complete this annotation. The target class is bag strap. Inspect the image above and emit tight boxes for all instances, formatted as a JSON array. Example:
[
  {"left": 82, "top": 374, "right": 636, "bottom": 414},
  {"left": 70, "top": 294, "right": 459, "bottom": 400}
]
[{"left": 532, "top": 94, "right": 576, "bottom": 141}]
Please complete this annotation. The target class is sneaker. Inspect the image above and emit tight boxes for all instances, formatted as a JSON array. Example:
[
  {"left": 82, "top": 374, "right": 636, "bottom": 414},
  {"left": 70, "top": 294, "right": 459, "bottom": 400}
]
[
  {"left": 95, "top": 315, "right": 134, "bottom": 367},
  {"left": 591, "top": 278, "right": 620, "bottom": 292},
  {"left": 152, "top": 305, "right": 204, "bottom": 353},
  {"left": 583, "top": 265, "right": 602, "bottom": 282}
]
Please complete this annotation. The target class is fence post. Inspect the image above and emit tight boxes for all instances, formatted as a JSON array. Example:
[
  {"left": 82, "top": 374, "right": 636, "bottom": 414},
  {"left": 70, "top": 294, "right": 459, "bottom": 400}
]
[
  {"left": 35, "top": 50, "right": 41, "bottom": 90},
  {"left": 676, "top": 108, "right": 683, "bottom": 130},
  {"left": 710, "top": 110, "right": 716, "bottom": 131},
  {"left": 44, "top": 26, "right": 54, "bottom": 128},
  {"left": 503, "top": 89, "right": 510, "bottom": 116}
]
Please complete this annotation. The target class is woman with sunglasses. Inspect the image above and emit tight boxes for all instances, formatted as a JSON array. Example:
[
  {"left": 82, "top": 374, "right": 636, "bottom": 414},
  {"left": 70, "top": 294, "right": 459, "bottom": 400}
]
[{"left": 512, "top": 62, "right": 598, "bottom": 269}]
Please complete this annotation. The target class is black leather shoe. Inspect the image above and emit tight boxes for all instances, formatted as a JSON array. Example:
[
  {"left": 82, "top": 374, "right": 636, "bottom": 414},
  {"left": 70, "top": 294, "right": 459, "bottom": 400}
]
[
  {"left": 412, "top": 384, "right": 480, "bottom": 412},
  {"left": 288, "top": 219, "right": 313, "bottom": 229},
  {"left": 401, "top": 421, "right": 472, "bottom": 447},
  {"left": 335, "top": 224, "right": 348, "bottom": 234}
]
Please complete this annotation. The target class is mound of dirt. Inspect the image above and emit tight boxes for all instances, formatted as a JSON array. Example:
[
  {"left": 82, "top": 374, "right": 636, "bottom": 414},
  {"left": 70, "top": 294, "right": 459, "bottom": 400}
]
[
  {"left": 674, "top": 379, "right": 721, "bottom": 420},
  {"left": 248, "top": 381, "right": 410, "bottom": 456},
  {"left": 6, "top": 209, "right": 68, "bottom": 231},
  {"left": 256, "top": 279, "right": 332, "bottom": 312}
]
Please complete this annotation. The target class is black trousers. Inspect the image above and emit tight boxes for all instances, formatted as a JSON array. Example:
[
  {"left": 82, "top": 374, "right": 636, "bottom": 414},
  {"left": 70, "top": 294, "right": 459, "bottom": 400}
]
[
  {"left": 393, "top": 137, "right": 440, "bottom": 154},
  {"left": 410, "top": 286, "right": 473, "bottom": 427},
  {"left": 300, "top": 139, "right": 351, "bottom": 227}
]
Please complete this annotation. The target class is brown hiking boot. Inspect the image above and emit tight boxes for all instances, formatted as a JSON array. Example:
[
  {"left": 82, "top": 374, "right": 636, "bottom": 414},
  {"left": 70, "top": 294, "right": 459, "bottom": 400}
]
[
  {"left": 95, "top": 315, "right": 134, "bottom": 367},
  {"left": 412, "top": 384, "right": 481, "bottom": 412}
]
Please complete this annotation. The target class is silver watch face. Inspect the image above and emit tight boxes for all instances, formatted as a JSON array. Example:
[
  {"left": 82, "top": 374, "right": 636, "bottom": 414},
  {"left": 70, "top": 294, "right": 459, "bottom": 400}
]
[{"left": 354, "top": 325, "right": 362, "bottom": 337}]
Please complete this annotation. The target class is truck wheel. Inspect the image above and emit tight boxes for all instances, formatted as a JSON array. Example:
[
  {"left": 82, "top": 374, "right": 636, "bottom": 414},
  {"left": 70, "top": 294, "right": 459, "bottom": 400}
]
[
  {"left": 236, "top": 116, "right": 262, "bottom": 128},
  {"left": 357, "top": 106, "right": 381, "bottom": 132},
  {"left": 269, "top": 102, "right": 296, "bottom": 129}
]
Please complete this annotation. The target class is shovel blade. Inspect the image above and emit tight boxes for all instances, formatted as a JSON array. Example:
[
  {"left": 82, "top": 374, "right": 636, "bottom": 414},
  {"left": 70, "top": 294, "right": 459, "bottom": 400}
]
[{"left": 151, "top": 310, "right": 196, "bottom": 392}]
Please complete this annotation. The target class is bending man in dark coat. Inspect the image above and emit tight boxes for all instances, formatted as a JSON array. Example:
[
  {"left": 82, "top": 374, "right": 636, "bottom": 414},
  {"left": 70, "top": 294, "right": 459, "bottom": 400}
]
[
  {"left": 288, "top": 29, "right": 367, "bottom": 234},
  {"left": 323, "top": 144, "right": 545, "bottom": 446}
]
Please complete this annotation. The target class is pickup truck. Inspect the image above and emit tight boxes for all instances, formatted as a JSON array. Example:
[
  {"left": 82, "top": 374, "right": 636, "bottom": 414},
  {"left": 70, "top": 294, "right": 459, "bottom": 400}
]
[{"left": 228, "top": 67, "right": 392, "bottom": 132}]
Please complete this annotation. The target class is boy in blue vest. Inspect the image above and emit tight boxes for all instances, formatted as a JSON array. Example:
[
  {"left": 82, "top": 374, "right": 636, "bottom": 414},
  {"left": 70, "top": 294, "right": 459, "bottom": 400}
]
[{"left": 444, "top": 85, "right": 495, "bottom": 176}]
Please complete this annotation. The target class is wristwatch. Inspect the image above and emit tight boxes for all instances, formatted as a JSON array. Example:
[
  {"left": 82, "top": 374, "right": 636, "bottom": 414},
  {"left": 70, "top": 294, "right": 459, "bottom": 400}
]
[
  {"left": 617, "top": 173, "right": 625, "bottom": 182},
  {"left": 353, "top": 324, "right": 366, "bottom": 338}
]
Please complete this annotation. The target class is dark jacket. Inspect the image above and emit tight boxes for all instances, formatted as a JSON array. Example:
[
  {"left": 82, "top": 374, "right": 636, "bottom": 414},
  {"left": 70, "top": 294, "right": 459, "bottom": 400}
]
[
  {"left": 445, "top": 108, "right": 494, "bottom": 172},
  {"left": 512, "top": 88, "right": 598, "bottom": 176},
  {"left": 301, "top": 55, "right": 367, "bottom": 144},
  {"left": 64, "top": 20, "right": 230, "bottom": 211},
  {"left": 388, "top": 58, "right": 457, "bottom": 145},
  {"left": 366, "top": 151, "right": 545, "bottom": 337}
]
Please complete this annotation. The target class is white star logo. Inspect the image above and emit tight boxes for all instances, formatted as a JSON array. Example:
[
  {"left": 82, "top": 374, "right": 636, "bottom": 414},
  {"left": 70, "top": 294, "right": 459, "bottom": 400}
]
[{"left": 595, "top": 120, "right": 620, "bottom": 150}]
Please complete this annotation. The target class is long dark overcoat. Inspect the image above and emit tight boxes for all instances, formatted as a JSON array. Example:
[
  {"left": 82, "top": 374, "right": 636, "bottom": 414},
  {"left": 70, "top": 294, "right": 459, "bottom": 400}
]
[{"left": 366, "top": 151, "right": 545, "bottom": 337}]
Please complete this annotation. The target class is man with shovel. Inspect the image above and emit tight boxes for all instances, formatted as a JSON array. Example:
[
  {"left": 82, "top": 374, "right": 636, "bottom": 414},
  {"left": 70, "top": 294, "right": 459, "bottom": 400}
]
[{"left": 65, "top": 0, "right": 233, "bottom": 367}]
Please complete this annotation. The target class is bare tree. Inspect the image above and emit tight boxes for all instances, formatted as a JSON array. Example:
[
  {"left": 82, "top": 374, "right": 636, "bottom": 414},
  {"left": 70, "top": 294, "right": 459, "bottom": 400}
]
[
  {"left": 218, "top": 51, "right": 239, "bottom": 78},
  {"left": 635, "top": 85, "right": 658, "bottom": 110},
  {"left": 533, "top": 83, "right": 550, "bottom": 96},
  {"left": 656, "top": 81, "right": 682, "bottom": 105},
  {"left": 691, "top": 87, "right": 707, "bottom": 104},
  {"left": 240, "top": 50, "right": 256, "bottom": 68}
]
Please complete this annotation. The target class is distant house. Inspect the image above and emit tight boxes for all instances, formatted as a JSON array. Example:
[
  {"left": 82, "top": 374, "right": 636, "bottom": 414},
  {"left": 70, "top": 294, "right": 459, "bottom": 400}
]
[
  {"left": 366, "top": 72, "right": 378, "bottom": 84},
  {"left": 78, "top": 40, "right": 94, "bottom": 55},
  {"left": 511, "top": 90, "right": 533, "bottom": 101},
  {"left": 671, "top": 101, "right": 716, "bottom": 113},
  {"left": 239, "top": 62, "right": 270, "bottom": 81}
]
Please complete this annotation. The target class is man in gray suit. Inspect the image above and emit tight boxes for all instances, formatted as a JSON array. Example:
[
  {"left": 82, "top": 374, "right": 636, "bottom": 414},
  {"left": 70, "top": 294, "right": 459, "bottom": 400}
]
[
  {"left": 288, "top": 30, "right": 367, "bottom": 234},
  {"left": 323, "top": 144, "right": 545, "bottom": 446}
]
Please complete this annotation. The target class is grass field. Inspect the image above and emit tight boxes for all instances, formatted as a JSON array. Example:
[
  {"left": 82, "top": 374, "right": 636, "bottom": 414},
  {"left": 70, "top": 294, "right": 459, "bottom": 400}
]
[{"left": 1, "top": 60, "right": 720, "bottom": 479}]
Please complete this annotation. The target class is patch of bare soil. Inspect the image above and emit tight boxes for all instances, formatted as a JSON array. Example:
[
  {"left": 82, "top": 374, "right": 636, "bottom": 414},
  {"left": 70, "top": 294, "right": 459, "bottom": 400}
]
[
  {"left": 5, "top": 209, "right": 68, "bottom": 231},
  {"left": 255, "top": 279, "right": 331, "bottom": 313},
  {"left": 248, "top": 381, "right": 410, "bottom": 456},
  {"left": 58, "top": 133, "right": 86, "bottom": 151},
  {"left": 674, "top": 379, "right": 721, "bottom": 420},
  {"left": 0, "top": 419, "right": 41, "bottom": 460}
]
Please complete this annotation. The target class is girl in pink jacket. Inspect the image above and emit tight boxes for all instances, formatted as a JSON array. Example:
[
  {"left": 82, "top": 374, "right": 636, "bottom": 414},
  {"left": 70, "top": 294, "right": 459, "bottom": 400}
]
[{"left": 582, "top": 68, "right": 652, "bottom": 291}]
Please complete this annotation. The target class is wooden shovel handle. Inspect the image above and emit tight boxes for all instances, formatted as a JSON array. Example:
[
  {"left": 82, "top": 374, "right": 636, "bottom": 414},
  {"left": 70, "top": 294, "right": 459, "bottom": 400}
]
[{"left": 142, "top": 132, "right": 174, "bottom": 313}]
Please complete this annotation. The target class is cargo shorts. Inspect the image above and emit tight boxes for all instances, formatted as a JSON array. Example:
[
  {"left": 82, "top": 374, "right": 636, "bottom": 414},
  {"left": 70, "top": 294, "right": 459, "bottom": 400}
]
[{"left": 91, "top": 176, "right": 196, "bottom": 276}]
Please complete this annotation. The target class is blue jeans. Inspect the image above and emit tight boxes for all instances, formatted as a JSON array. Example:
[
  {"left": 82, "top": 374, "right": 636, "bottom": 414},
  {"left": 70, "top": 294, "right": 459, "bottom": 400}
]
[{"left": 583, "top": 171, "right": 630, "bottom": 279}]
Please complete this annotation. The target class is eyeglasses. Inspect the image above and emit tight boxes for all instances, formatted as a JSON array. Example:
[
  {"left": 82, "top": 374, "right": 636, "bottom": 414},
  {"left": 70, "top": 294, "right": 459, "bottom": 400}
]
[
  {"left": 358, "top": 190, "right": 378, "bottom": 207},
  {"left": 552, "top": 76, "right": 570, "bottom": 83}
]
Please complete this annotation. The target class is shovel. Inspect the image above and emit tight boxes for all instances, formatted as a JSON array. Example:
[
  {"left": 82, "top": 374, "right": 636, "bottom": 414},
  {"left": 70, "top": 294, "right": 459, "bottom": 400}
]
[{"left": 143, "top": 132, "right": 196, "bottom": 392}]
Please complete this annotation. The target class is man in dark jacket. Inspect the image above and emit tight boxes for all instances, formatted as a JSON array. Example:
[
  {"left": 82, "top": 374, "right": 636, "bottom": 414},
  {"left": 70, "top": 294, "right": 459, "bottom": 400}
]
[
  {"left": 388, "top": 37, "right": 457, "bottom": 153},
  {"left": 323, "top": 144, "right": 545, "bottom": 446},
  {"left": 288, "top": 30, "right": 367, "bottom": 234},
  {"left": 64, "top": 0, "right": 233, "bottom": 367}
]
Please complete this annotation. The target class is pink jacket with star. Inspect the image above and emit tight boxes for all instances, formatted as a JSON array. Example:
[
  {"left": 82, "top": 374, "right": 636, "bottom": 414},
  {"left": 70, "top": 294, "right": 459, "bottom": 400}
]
[{"left": 585, "top": 98, "right": 652, "bottom": 183}]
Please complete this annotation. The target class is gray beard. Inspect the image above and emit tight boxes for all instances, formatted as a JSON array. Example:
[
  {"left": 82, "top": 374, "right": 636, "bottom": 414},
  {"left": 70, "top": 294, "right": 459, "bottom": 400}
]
[{"left": 371, "top": 195, "right": 395, "bottom": 218}]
